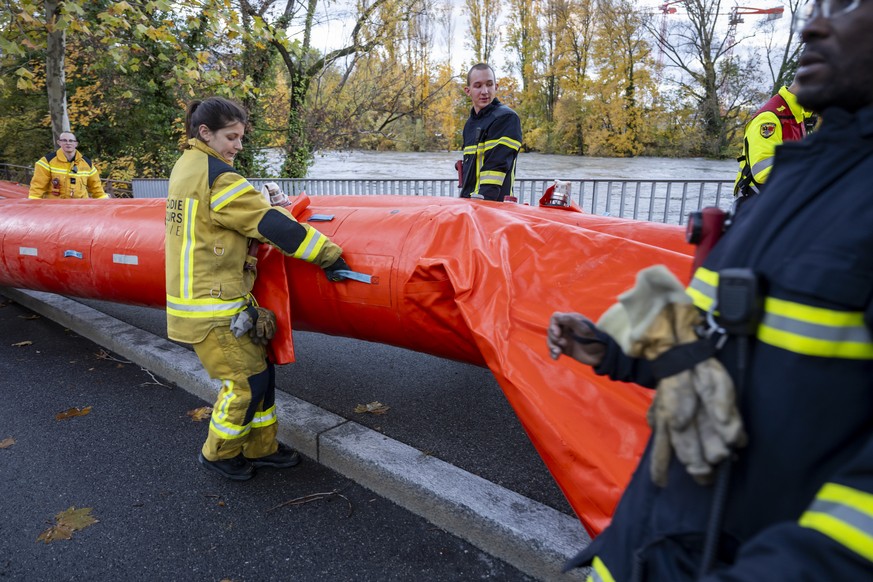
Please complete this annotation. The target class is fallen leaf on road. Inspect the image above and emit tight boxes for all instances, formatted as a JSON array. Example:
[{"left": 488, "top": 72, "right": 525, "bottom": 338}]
[
  {"left": 55, "top": 406, "right": 92, "bottom": 421},
  {"left": 0, "top": 437, "right": 14, "bottom": 449},
  {"left": 11, "top": 341, "right": 32, "bottom": 347},
  {"left": 18, "top": 314, "right": 40, "bottom": 320},
  {"left": 187, "top": 406, "right": 213, "bottom": 422},
  {"left": 37, "top": 507, "right": 98, "bottom": 543},
  {"left": 354, "top": 401, "right": 390, "bottom": 415}
]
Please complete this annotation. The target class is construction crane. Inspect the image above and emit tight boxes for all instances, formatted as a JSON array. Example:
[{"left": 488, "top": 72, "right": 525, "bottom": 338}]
[
  {"left": 656, "top": 0, "right": 684, "bottom": 70},
  {"left": 725, "top": 5, "right": 785, "bottom": 59}
]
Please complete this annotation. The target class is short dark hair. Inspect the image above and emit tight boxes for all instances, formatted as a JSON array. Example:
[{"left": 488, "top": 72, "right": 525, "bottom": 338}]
[
  {"left": 185, "top": 97, "right": 248, "bottom": 139},
  {"left": 467, "top": 63, "right": 496, "bottom": 86}
]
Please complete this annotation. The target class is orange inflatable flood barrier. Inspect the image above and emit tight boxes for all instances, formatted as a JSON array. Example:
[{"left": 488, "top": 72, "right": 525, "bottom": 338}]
[{"left": 0, "top": 182, "right": 694, "bottom": 536}]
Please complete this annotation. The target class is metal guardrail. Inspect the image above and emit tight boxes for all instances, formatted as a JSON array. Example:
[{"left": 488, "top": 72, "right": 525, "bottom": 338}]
[
  {"left": 0, "top": 163, "right": 133, "bottom": 198},
  {"left": 2, "top": 162, "right": 734, "bottom": 224},
  {"left": 132, "top": 177, "right": 736, "bottom": 225}
]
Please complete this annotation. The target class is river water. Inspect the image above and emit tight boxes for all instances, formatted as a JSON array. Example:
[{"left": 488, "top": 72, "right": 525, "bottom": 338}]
[{"left": 301, "top": 150, "right": 738, "bottom": 182}]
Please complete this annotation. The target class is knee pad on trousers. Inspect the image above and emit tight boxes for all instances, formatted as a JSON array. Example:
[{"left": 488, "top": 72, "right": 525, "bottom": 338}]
[{"left": 243, "top": 361, "right": 275, "bottom": 424}]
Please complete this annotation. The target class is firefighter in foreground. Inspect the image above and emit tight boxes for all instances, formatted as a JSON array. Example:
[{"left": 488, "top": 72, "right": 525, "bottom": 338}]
[
  {"left": 458, "top": 63, "right": 522, "bottom": 202},
  {"left": 548, "top": 3, "right": 873, "bottom": 580},
  {"left": 733, "top": 76, "right": 814, "bottom": 210},
  {"left": 165, "top": 97, "right": 350, "bottom": 480},
  {"left": 28, "top": 131, "right": 109, "bottom": 200}
]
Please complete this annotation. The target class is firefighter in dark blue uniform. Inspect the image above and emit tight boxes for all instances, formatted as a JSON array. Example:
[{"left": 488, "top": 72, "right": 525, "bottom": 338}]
[
  {"left": 459, "top": 63, "right": 522, "bottom": 202},
  {"left": 547, "top": 3, "right": 873, "bottom": 580}
]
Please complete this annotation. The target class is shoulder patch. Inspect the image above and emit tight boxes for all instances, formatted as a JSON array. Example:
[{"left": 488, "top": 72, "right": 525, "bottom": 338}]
[
  {"left": 207, "top": 156, "right": 237, "bottom": 188},
  {"left": 760, "top": 123, "right": 777, "bottom": 139}
]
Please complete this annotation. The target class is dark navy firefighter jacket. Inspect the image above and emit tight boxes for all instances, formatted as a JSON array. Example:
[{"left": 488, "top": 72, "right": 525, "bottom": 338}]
[
  {"left": 459, "top": 98, "right": 522, "bottom": 202},
  {"left": 573, "top": 106, "right": 873, "bottom": 581}
]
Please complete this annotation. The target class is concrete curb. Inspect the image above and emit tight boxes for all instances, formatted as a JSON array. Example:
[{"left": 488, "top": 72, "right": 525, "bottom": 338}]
[{"left": 2, "top": 287, "right": 590, "bottom": 582}]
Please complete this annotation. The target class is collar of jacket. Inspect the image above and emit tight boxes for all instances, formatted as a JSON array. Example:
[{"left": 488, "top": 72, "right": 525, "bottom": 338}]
[
  {"left": 55, "top": 148, "right": 80, "bottom": 164},
  {"left": 470, "top": 98, "right": 501, "bottom": 119},
  {"left": 187, "top": 137, "right": 234, "bottom": 165},
  {"left": 778, "top": 86, "right": 813, "bottom": 123},
  {"left": 815, "top": 105, "right": 873, "bottom": 138}
]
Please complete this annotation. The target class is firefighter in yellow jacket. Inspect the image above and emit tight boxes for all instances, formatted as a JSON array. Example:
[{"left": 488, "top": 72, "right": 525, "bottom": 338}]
[
  {"left": 28, "top": 131, "right": 108, "bottom": 199},
  {"left": 166, "top": 97, "right": 351, "bottom": 480}
]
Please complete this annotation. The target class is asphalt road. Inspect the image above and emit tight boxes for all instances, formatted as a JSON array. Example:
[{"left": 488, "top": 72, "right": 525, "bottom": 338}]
[
  {"left": 0, "top": 297, "right": 542, "bottom": 582},
  {"left": 68, "top": 297, "right": 574, "bottom": 518}
]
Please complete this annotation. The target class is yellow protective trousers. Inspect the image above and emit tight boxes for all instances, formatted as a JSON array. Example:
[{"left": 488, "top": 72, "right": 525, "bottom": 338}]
[{"left": 193, "top": 326, "right": 279, "bottom": 461}]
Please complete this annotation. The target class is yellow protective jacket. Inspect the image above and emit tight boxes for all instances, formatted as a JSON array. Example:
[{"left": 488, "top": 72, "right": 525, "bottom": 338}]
[
  {"left": 733, "top": 86, "right": 813, "bottom": 197},
  {"left": 28, "top": 148, "right": 108, "bottom": 199},
  {"left": 165, "top": 139, "right": 342, "bottom": 344}
]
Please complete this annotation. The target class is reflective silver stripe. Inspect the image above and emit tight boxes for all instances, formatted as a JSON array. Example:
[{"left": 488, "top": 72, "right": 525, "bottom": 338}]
[
  {"left": 293, "top": 228, "right": 327, "bottom": 262},
  {"left": 251, "top": 406, "right": 277, "bottom": 428},
  {"left": 211, "top": 179, "right": 250, "bottom": 211},
  {"left": 480, "top": 170, "right": 505, "bottom": 185},
  {"left": 112, "top": 254, "right": 139, "bottom": 265},
  {"left": 808, "top": 499, "right": 873, "bottom": 540},
  {"left": 495, "top": 136, "right": 522, "bottom": 150},
  {"left": 209, "top": 417, "right": 250, "bottom": 438},
  {"left": 19, "top": 247, "right": 38, "bottom": 256},
  {"left": 687, "top": 269, "right": 717, "bottom": 312},
  {"left": 181, "top": 199, "right": 197, "bottom": 299},
  {"left": 801, "top": 483, "right": 873, "bottom": 562},
  {"left": 166, "top": 297, "right": 248, "bottom": 313},
  {"left": 750, "top": 155, "right": 774, "bottom": 177},
  {"left": 759, "top": 297, "right": 873, "bottom": 359},
  {"left": 762, "top": 311, "right": 871, "bottom": 344}
]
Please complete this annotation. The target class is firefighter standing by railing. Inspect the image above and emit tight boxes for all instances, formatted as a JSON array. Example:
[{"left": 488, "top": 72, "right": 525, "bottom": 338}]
[{"left": 28, "top": 131, "right": 109, "bottom": 200}]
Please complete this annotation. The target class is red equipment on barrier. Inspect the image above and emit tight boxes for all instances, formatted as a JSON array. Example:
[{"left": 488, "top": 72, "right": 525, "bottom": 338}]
[{"left": 0, "top": 183, "right": 694, "bottom": 536}]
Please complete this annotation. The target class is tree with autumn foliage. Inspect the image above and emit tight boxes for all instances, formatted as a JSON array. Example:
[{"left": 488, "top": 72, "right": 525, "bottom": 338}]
[{"left": 584, "top": 0, "right": 657, "bottom": 157}]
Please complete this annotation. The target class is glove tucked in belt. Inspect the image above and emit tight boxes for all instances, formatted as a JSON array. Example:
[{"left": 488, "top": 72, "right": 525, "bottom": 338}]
[
  {"left": 598, "top": 265, "right": 747, "bottom": 487},
  {"left": 230, "top": 305, "right": 277, "bottom": 346}
]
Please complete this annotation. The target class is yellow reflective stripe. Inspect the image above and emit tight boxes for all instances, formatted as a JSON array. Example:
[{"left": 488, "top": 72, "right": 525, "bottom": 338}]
[
  {"left": 759, "top": 297, "right": 873, "bottom": 359},
  {"left": 694, "top": 266, "right": 719, "bottom": 287},
  {"left": 750, "top": 155, "right": 775, "bottom": 179},
  {"left": 495, "top": 135, "right": 521, "bottom": 150},
  {"left": 479, "top": 170, "right": 505, "bottom": 186},
  {"left": 36, "top": 159, "right": 52, "bottom": 171},
  {"left": 800, "top": 483, "right": 873, "bottom": 562},
  {"left": 687, "top": 267, "right": 718, "bottom": 312},
  {"left": 209, "top": 381, "right": 251, "bottom": 440},
  {"left": 292, "top": 228, "right": 327, "bottom": 262},
  {"left": 251, "top": 405, "right": 277, "bottom": 428},
  {"left": 166, "top": 294, "right": 248, "bottom": 319},
  {"left": 476, "top": 136, "right": 522, "bottom": 153},
  {"left": 210, "top": 178, "right": 251, "bottom": 211},
  {"left": 179, "top": 198, "right": 197, "bottom": 299},
  {"left": 463, "top": 145, "right": 477, "bottom": 155},
  {"left": 586, "top": 556, "right": 616, "bottom": 582}
]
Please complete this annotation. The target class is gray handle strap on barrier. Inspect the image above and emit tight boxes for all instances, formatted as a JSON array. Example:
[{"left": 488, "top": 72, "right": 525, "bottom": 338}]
[{"left": 331, "top": 269, "right": 373, "bottom": 284}]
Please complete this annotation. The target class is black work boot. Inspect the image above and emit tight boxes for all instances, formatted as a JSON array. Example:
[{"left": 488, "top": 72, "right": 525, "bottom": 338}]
[
  {"left": 246, "top": 443, "right": 301, "bottom": 469},
  {"left": 198, "top": 453, "right": 254, "bottom": 481}
]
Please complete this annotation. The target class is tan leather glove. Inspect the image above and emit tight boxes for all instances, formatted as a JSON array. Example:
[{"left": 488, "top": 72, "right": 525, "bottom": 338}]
[
  {"left": 249, "top": 307, "right": 276, "bottom": 345},
  {"left": 599, "top": 266, "right": 747, "bottom": 487}
]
